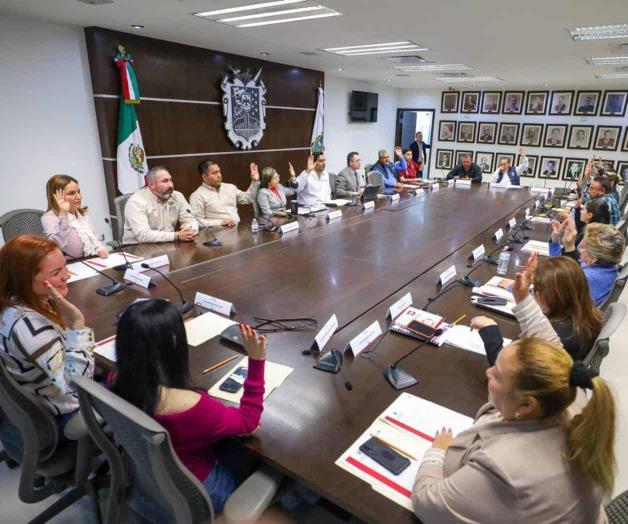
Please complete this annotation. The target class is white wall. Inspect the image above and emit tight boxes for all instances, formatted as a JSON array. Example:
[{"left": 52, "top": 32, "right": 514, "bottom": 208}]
[
  {"left": 0, "top": 13, "right": 109, "bottom": 241},
  {"left": 324, "top": 75, "right": 400, "bottom": 173}
]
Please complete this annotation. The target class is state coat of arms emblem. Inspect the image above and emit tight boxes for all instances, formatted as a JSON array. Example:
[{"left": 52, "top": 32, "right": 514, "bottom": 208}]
[{"left": 221, "top": 68, "right": 267, "bottom": 150}]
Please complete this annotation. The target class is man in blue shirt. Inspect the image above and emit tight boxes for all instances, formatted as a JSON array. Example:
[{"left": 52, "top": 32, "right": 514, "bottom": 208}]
[
  {"left": 371, "top": 146, "right": 405, "bottom": 190},
  {"left": 585, "top": 176, "right": 620, "bottom": 225}
]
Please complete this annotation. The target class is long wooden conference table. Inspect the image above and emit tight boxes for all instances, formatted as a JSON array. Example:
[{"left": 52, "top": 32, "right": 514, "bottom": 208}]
[{"left": 68, "top": 183, "right": 550, "bottom": 523}]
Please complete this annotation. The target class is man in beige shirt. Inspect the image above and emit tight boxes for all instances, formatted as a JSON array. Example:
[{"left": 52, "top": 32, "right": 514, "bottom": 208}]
[
  {"left": 189, "top": 160, "right": 260, "bottom": 228},
  {"left": 122, "top": 166, "right": 198, "bottom": 244}
]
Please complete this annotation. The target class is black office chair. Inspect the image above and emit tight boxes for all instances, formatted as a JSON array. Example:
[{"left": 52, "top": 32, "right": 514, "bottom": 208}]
[
  {"left": 73, "top": 376, "right": 281, "bottom": 524},
  {"left": 606, "top": 490, "right": 628, "bottom": 523},
  {"left": 0, "top": 358, "right": 103, "bottom": 524},
  {"left": 583, "top": 302, "right": 626, "bottom": 373}
]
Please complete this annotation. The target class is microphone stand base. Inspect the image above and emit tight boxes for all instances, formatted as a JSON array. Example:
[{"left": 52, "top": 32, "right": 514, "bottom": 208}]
[
  {"left": 383, "top": 366, "right": 418, "bottom": 390},
  {"left": 176, "top": 301, "right": 195, "bottom": 316},
  {"left": 96, "top": 282, "right": 127, "bottom": 296},
  {"left": 313, "top": 349, "right": 342, "bottom": 374},
  {"left": 113, "top": 263, "right": 133, "bottom": 271},
  {"left": 203, "top": 239, "right": 222, "bottom": 247},
  {"left": 484, "top": 255, "right": 498, "bottom": 266},
  {"left": 458, "top": 276, "right": 481, "bottom": 288}
]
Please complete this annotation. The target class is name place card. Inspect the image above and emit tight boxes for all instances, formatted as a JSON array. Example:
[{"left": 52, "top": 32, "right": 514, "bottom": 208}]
[
  {"left": 387, "top": 292, "right": 413, "bottom": 320},
  {"left": 508, "top": 218, "right": 517, "bottom": 229},
  {"left": 494, "top": 228, "right": 504, "bottom": 242},
  {"left": 438, "top": 265, "right": 457, "bottom": 287},
  {"left": 531, "top": 187, "right": 551, "bottom": 194},
  {"left": 432, "top": 184, "right": 439, "bottom": 192},
  {"left": 347, "top": 320, "right": 382, "bottom": 357},
  {"left": 447, "top": 179, "right": 455, "bottom": 187},
  {"left": 525, "top": 207, "right": 532, "bottom": 219},
  {"left": 327, "top": 210, "right": 342, "bottom": 221},
  {"left": 456, "top": 179, "right": 472, "bottom": 187},
  {"left": 194, "top": 292, "right": 235, "bottom": 316},
  {"left": 470, "top": 245, "right": 486, "bottom": 264},
  {"left": 123, "top": 269, "right": 154, "bottom": 289},
  {"left": 363, "top": 201, "right": 375, "bottom": 211},
  {"left": 314, "top": 314, "right": 338, "bottom": 352},
  {"left": 280, "top": 221, "right": 300, "bottom": 234},
  {"left": 132, "top": 254, "right": 169, "bottom": 272},
  {"left": 390, "top": 193, "right": 400, "bottom": 202}
]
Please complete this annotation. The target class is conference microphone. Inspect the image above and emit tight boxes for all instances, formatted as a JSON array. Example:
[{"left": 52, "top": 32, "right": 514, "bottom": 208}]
[
  {"left": 422, "top": 281, "right": 464, "bottom": 312},
  {"left": 63, "top": 251, "right": 127, "bottom": 296},
  {"left": 104, "top": 217, "right": 133, "bottom": 271},
  {"left": 186, "top": 209, "right": 221, "bottom": 247},
  {"left": 139, "top": 263, "right": 194, "bottom": 315},
  {"left": 382, "top": 341, "right": 428, "bottom": 390},
  {"left": 256, "top": 215, "right": 280, "bottom": 232}
]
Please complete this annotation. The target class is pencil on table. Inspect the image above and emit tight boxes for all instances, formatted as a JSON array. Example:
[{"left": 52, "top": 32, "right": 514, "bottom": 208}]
[
  {"left": 202, "top": 354, "right": 239, "bottom": 374},
  {"left": 451, "top": 314, "right": 466, "bottom": 326},
  {"left": 372, "top": 434, "right": 416, "bottom": 460}
]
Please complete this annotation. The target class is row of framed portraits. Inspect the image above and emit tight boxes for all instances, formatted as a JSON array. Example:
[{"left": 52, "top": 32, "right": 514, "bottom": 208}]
[
  {"left": 437, "top": 120, "right": 628, "bottom": 151},
  {"left": 441, "top": 90, "right": 628, "bottom": 117},
  {"left": 434, "top": 149, "right": 628, "bottom": 182}
]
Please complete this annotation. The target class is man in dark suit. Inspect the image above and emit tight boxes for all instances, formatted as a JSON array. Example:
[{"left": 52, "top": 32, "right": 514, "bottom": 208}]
[
  {"left": 578, "top": 95, "right": 595, "bottom": 113},
  {"left": 409, "top": 132, "right": 430, "bottom": 178},
  {"left": 446, "top": 154, "right": 483, "bottom": 183},
  {"left": 336, "top": 151, "right": 366, "bottom": 198}
]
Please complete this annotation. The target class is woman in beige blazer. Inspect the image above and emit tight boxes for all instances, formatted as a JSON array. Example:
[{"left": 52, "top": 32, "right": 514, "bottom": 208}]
[{"left": 412, "top": 256, "right": 615, "bottom": 523}]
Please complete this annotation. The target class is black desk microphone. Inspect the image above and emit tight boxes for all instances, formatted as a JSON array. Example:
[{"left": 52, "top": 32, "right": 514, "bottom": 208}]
[{"left": 140, "top": 263, "right": 194, "bottom": 315}]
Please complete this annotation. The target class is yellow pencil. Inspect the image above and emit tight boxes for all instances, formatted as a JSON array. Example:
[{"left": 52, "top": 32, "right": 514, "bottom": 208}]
[
  {"left": 451, "top": 314, "right": 466, "bottom": 326},
  {"left": 202, "top": 355, "right": 239, "bottom": 375},
  {"left": 68, "top": 269, "right": 78, "bottom": 276},
  {"left": 371, "top": 434, "right": 416, "bottom": 460}
]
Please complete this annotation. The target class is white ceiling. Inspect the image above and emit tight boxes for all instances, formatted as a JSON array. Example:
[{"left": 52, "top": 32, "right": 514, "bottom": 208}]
[{"left": 2, "top": 0, "right": 628, "bottom": 89}]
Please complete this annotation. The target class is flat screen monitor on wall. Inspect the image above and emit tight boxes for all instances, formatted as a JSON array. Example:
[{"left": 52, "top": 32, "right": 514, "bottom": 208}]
[{"left": 350, "top": 91, "right": 379, "bottom": 122}]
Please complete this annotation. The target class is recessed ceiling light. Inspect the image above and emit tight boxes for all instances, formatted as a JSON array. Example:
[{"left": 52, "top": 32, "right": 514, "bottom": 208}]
[
  {"left": 195, "top": 0, "right": 306, "bottom": 17},
  {"left": 569, "top": 24, "right": 628, "bottom": 41},
  {"left": 595, "top": 72, "right": 628, "bottom": 79},
  {"left": 393, "top": 64, "right": 472, "bottom": 72},
  {"left": 586, "top": 56, "right": 628, "bottom": 66},
  {"left": 260, "top": 52, "right": 270, "bottom": 56},
  {"left": 219, "top": 5, "right": 324, "bottom": 22},
  {"left": 543, "top": 83, "right": 549, "bottom": 87},
  {"left": 436, "top": 76, "right": 502, "bottom": 83},
  {"left": 325, "top": 41, "right": 410, "bottom": 51},
  {"left": 337, "top": 67, "right": 343, "bottom": 71},
  {"left": 322, "top": 41, "right": 427, "bottom": 56},
  {"left": 130, "top": 24, "right": 144, "bottom": 29}
]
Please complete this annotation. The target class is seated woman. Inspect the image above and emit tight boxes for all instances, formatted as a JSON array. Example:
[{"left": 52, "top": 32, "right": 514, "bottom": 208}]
[
  {"left": 0, "top": 235, "right": 95, "bottom": 432},
  {"left": 395, "top": 149, "right": 422, "bottom": 183},
  {"left": 412, "top": 337, "right": 615, "bottom": 523},
  {"left": 563, "top": 222, "right": 624, "bottom": 306},
  {"left": 112, "top": 299, "right": 266, "bottom": 515},
  {"left": 256, "top": 165, "right": 296, "bottom": 218},
  {"left": 475, "top": 253, "right": 601, "bottom": 361},
  {"left": 42, "top": 174, "right": 108, "bottom": 259},
  {"left": 549, "top": 197, "right": 610, "bottom": 256}
]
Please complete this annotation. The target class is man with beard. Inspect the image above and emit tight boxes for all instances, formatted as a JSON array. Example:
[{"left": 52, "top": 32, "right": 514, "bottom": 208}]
[{"left": 123, "top": 166, "right": 198, "bottom": 244}]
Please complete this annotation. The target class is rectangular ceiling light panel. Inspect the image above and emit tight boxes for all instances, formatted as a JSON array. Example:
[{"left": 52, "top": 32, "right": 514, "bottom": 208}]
[
  {"left": 586, "top": 56, "right": 628, "bottom": 66},
  {"left": 322, "top": 41, "right": 428, "bottom": 56},
  {"left": 436, "top": 76, "right": 501, "bottom": 83},
  {"left": 569, "top": 24, "right": 628, "bottom": 41},
  {"left": 394, "top": 64, "right": 473, "bottom": 72}
]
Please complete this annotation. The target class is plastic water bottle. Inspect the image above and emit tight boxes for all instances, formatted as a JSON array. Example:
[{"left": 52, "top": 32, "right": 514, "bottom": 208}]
[
  {"left": 251, "top": 218, "right": 259, "bottom": 233},
  {"left": 496, "top": 248, "right": 510, "bottom": 275}
]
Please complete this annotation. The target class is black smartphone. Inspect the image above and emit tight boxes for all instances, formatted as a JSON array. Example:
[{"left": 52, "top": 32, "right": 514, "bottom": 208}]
[
  {"left": 219, "top": 366, "right": 248, "bottom": 393},
  {"left": 406, "top": 320, "right": 438, "bottom": 339},
  {"left": 476, "top": 297, "right": 508, "bottom": 306},
  {"left": 359, "top": 437, "right": 411, "bottom": 476}
]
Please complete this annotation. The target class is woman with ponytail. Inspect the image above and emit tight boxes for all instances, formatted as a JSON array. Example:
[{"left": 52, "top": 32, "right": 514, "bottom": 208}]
[{"left": 412, "top": 338, "right": 614, "bottom": 523}]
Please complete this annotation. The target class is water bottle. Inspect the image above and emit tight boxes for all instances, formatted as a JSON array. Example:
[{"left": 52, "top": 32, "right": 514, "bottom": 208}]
[
  {"left": 251, "top": 218, "right": 259, "bottom": 233},
  {"left": 496, "top": 248, "right": 510, "bottom": 275}
]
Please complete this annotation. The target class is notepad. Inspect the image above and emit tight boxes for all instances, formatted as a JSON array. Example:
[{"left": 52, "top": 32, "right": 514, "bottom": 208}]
[
  {"left": 67, "top": 252, "right": 144, "bottom": 283},
  {"left": 184, "top": 311, "right": 237, "bottom": 347},
  {"left": 324, "top": 199, "right": 351, "bottom": 207},
  {"left": 521, "top": 240, "right": 550, "bottom": 256},
  {"left": 471, "top": 277, "right": 516, "bottom": 318},
  {"left": 94, "top": 335, "right": 117, "bottom": 362},
  {"left": 208, "top": 359, "right": 293, "bottom": 403},
  {"left": 441, "top": 325, "right": 512, "bottom": 355}
]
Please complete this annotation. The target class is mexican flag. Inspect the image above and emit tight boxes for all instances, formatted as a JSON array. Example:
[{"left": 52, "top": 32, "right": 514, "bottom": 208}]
[
  {"left": 311, "top": 87, "right": 324, "bottom": 154},
  {"left": 114, "top": 46, "right": 148, "bottom": 194}
]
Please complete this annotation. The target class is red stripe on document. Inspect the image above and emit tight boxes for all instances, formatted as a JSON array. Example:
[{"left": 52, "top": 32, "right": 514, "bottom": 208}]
[
  {"left": 384, "top": 416, "right": 434, "bottom": 443},
  {"left": 345, "top": 456, "right": 411, "bottom": 499},
  {"left": 97, "top": 335, "right": 116, "bottom": 346},
  {"left": 85, "top": 260, "right": 107, "bottom": 269},
  {"left": 122, "top": 252, "right": 140, "bottom": 260}
]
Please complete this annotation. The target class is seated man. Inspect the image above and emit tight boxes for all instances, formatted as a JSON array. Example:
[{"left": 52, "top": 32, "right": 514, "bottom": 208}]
[
  {"left": 288, "top": 152, "right": 331, "bottom": 207},
  {"left": 491, "top": 147, "right": 528, "bottom": 187},
  {"left": 190, "top": 160, "right": 259, "bottom": 228},
  {"left": 123, "top": 166, "right": 198, "bottom": 244},
  {"left": 446, "top": 154, "right": 483, "bottom": 183},
  {"left": 370, "top": 147, "right": 405, "bottom": 190},
  {"left": 584, "top": 175, "right": 620, "bottom": 225},
  {"left": 336, "top": 151, "right": 366, "bottom": 198}
]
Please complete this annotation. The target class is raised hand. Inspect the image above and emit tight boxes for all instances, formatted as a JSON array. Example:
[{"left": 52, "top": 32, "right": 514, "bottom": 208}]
[
  {"left": 249, "top": 162, "right": 259, "bottom": 181},
  {"left": 394, "top": 145, "right": 402, "bottom": 158},
  {"left": 239, "top": 323, "right": 267, "bottom": 361},
  {"left": 512, "top": 251, "right": 537, "bottom": 303},
  {"left": 518, "top": 146, "right": 526, "bottom": 157},
  {"left": 306, "top": 154, "right": 315, "bottom": 172},
  {"left": 550, "top": 219, "right": 566, "bottom": 243},
  {"left": 54, "top": 188, "right": 71, "bottom": 214},
  {"left": 288, "top": 162, "right": 296, "bottom": 179},
  {"left": 562, "top": 219, "right": 578, "bottom": 251},
  {"left": 44, "top": 280, "right": 85, "bottom": 329}
]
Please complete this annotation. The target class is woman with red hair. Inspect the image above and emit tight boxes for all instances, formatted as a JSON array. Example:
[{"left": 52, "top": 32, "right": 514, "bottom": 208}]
[{"left": 0, "top": 235, "right": 95, "bottom": 430}]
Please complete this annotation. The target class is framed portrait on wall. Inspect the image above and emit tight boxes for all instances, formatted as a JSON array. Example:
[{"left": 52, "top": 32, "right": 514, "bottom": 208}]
[
  {"left": 518, "top": 154, "right": 537, "bottom": 178},
  {"left": 525, "top": 91, "right": 549, "bottom": 115},
  {"left": 441, "top": 92, "right": 459, "bottom": 113},
  {"left": 539, "top": 156, "right": 561, "bottom": 179},
  {"left": 574, "top": 91, "right": 601, "bottom": 116},
  {"left": 477, "top": 122, "right": 497, "bottom": 144},
  {"left": 461, "top": 91, "right": 480, "bottom": 113},
  {"left": 481, "top": 92, "right": 501, "bottom": 114},
  {"left": 548, "top": 91, "right": 574, "bottom": 115},
  {"left": 438, "top": 120, "right": 456, "bottom": 141},
  {"left": 601, "top": 90, "right": 628, "bottom": 117},
  {"left": 520, "top": 123, "right": 543, "bottom": 147},
  {"left": 601, "top": 159, "right": 616, "bottom": 172},
  {"left": 475, "top": 151, "right": 495, "bottom": 174},
  {"left": 498, "top": 122, "right": 520, "bottom": 145},
  {"left": 435, "top": 149, "right": 454, "bottom": 170},
  {"left": 563, "top": 158, "right": 587, "bottom": 182},
  {"left": 623, "top": 126, "right": 628, "bottom": 151},
  {"left": 617, "top": 161, "right": 628, "bottom": 184},
  {"left": 543, "top": 124, "right": 568, "bottom": 148},
  {"left": 567, "top": 125, "right": 594, "bottom": 150},
  {"left": 593, "top": 126, "right": 621, "bottom": 151},
  {"left": 455, "top": 150, "right": 474, "bottom": 166},
  {"left": 457, "top": 121, "right": 477, "bottom": 143},
  {"left": 502, "top": 91, "right": 524, "bottom": 114}
]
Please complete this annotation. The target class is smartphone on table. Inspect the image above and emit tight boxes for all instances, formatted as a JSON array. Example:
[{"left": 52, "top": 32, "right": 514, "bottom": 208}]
[{"left": 219, "top": 366, "right": 248, "bottom": 393}]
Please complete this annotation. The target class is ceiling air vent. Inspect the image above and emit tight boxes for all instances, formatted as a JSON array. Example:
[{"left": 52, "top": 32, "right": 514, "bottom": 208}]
[{"left": 437, "top": 72, "right": 471, "bottom": 78}]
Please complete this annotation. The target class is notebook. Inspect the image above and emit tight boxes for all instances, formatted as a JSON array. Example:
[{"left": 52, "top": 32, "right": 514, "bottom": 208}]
[{"left": 389, "top": 306, "right": 447, "bottom": 346}]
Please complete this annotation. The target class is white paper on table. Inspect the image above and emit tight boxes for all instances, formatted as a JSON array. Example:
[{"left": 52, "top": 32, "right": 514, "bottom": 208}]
[
  {"left": 335, "top": 393, "right": 473, "bottom": 511},
  {"left": 208, "top": 359, "right": 293, "bottom": 403},
  {"left": 521, "top": 240, "right": 550, "bottom": 256},
  {"left": 531, "top": 216, "right": 551, "bottom": 224},
  {"left": 473, "top": 276, "right": 515, "bottom": 301},
  {"left": 184, "top": 311, "right": 237, "bottom": 347},
  {"left": 94, "top": 335, "right": 117, "bottom": 362},
  {"left": 67, "top": 252, "right": 144, "bottom": 283},
  {"left": 297, "top": 204, "right": 327, "bottom": 215},
  {"left": 442, "top": 325, "right": 512, "bottom": 355},
  {"left": 324, "top": 199, "right": 351, "bottom": 207},
  {"left": 66, "top": 261, "right": 99, "bottom": 283}
]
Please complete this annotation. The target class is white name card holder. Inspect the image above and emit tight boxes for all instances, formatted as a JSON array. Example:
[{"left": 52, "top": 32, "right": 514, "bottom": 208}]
[
  {"left": 312, "top": 314, "right": 338, "bottom": 352},
  {"left": 363, "top": 201, "right": 375, "bottom": 211},
  {"left": 508, "top": 218, "right": 517, "bottom": 229},
  {"left": 469, "top": 244, "right": 486, "bottom": 265},
  {"left": 387, "top": 292, "right": 412, "bottom": 321},
  {"left": 279, "top": 221, "right": 300, "bottom": 234},
  {"left": 456, "top": 179, "right": 472, "bottom": 188},
  {"left": 327, "top": 210, "right": 343, "bottom": 222},
  {"left": 493, "top": 228, "right": 504, "bottom": 242},
  {"left": 416, "top": 188, "right": 425, "bottom": 195},
  {"left": 194, "top": 292, "right": 236, "bottom": 317},
  {"left": 531, "top": 187, "right": 551, "bottom": 195},
  {"left": 525, "top": 207, "right": 532, "bottom": 219},
  {"left": 346, "top": 320, "right": 382, "bottom": 357},
  {"left": 390, "top": 193, "right": 401, "bottom": 202},
  {"left": 132, "top": 254, "right": 169, "bottom": 273},
  {"left": 123, "top": 269, "right": 154, "bottom": 289},
  {"left": 432, "top": 183, "right": 439, "bottom": 192},
  {"left": 447, "top": 179, "right": 455, "bottom": 187},
  {"left": 438, "top": 265, "right": 457, "bottom": 287}
]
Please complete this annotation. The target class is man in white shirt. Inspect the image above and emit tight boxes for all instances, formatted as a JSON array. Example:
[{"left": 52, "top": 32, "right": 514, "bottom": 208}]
[
  {"left": 123, "top": 166, "right": 198, "bottom": 244},
  {"left": 189, "top": 160, "right": 260, "bottom": 228},
  {"left": 289, "top": 152, "right": 331, "bottom": 207},
  {"left": 491, "top": 148, "right": 528, "bottom": 187}
]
